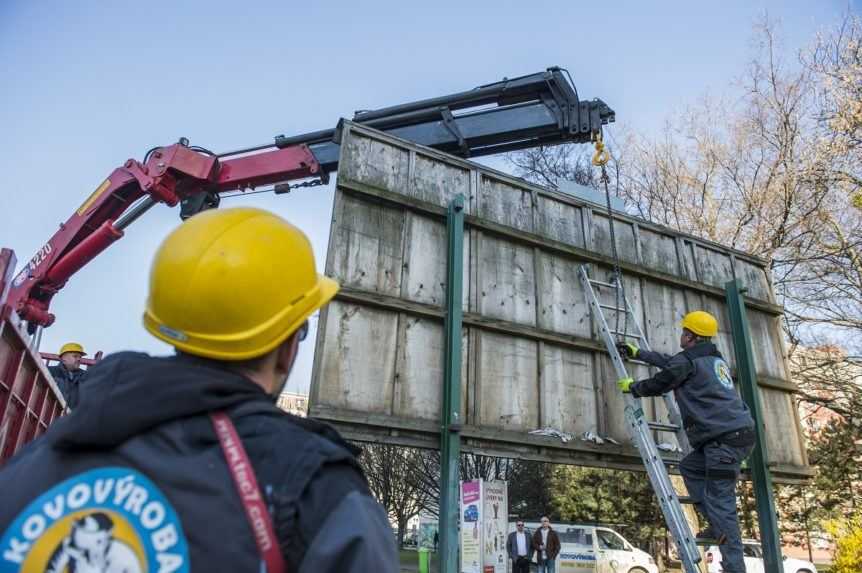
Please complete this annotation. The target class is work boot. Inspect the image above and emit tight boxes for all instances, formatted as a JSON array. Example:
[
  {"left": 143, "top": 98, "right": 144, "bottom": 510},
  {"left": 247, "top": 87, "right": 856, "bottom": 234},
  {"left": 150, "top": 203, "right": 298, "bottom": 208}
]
[{"left": 696, "top": 526, "right": 726, "bottom": 545}]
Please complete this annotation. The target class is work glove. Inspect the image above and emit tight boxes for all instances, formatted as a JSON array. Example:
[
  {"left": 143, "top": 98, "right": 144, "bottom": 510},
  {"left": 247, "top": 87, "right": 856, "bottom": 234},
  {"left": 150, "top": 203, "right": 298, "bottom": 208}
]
[
  {"left": 616, "top": 341, "right": 639, "bottom": 359},
  {"left": 617, "top": 377, "right": 634, "bottom": 393}
]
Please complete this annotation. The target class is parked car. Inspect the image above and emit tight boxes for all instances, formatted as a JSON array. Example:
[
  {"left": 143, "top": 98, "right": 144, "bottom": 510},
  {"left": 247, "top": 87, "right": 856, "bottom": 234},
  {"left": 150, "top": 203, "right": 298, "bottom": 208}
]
[
  {"left": 508, "top": 521, "right": 658, "bottom": 573},
  {"left": 706, "top": 540, "right": 817, "bottom": 573}
]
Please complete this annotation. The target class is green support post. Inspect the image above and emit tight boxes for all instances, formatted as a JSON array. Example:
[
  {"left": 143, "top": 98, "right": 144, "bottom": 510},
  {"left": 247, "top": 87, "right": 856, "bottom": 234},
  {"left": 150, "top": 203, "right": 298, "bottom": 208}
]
[
  {"left": 439, "top": 195, "right": 465, "bottom": 573},
  {"left": 725, "top": 279, "right": 783, "bottom": 573}
]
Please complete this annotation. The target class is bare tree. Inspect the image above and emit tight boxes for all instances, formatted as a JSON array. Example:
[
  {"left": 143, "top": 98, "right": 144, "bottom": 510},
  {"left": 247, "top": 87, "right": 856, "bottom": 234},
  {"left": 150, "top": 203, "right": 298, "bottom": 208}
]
[
  {"left": 506, "top": 144, "right": 597, "bottom": 189},
  {"left": 506, "top": 14, "right": 862, "bottom": 543},
  {"left": 408, "top": 451, "right": 517, "bottom": 519},
  {"left": 358, "top": 444, "right": 431, "bottom": 548},
  {"left": 807, "top": 14, "right": 862, "bottom": 204}
]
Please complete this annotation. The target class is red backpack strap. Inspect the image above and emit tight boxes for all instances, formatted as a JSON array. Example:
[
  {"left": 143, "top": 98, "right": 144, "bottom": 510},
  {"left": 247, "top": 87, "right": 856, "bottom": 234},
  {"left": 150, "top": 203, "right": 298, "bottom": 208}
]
[{"left": 210, "top": 411, "right": 287, "bottom": 573}]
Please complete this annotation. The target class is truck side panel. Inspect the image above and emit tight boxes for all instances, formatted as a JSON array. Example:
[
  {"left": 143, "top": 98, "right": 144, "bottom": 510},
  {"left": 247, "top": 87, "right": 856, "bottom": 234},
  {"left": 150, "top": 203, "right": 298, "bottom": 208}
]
[{"left": 0, "top": 249, "right": 65, "bottom": 465}]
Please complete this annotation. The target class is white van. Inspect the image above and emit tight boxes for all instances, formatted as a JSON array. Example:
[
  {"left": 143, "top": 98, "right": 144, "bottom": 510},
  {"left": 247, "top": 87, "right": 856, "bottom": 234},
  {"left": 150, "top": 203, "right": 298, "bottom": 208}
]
[
  {"left": 508, "top": 522, "right": 658, "bottom": 573},
  {"left": 706, "top": 540, "right": 818, "bottom": 573}
]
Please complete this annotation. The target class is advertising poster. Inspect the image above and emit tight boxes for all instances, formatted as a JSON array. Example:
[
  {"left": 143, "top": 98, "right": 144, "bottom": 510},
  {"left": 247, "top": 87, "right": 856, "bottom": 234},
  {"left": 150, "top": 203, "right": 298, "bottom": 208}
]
[
  {"left": 460, "top": 480, "right": 482, "bottom": 573},
  {"left": 481, "top": 481, "right": 508, "bottom": 573},
  {"left": 418, "top": 513, "right": 438, "bottom": 550}
]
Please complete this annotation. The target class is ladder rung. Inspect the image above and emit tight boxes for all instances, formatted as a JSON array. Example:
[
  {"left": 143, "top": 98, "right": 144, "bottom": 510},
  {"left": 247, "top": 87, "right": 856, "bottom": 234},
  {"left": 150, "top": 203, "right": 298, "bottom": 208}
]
[
  {"left": 589, "top": 279, "right": 619, "bottom": 289},
  {"left": 648, "top": 421, "right": 681, "bottom": 432},
  {"left": 677, "top": 496, "right": 696, "bottom": 504},
  {"left": 599, "top": 303, "right": 629, "bottom": 313},
  {"left": 695, "top": 539, "right": 720, "bottom": 547},
  {"left": 610, "top": 330, "right": 643, "bottom": 339}
]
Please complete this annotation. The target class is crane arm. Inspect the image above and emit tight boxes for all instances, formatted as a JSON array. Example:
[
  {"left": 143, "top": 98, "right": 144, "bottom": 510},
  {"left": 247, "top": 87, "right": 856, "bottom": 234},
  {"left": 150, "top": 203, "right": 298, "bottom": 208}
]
[
  {"left": 9, "top": 66, "right": 615, "bottom": 330},
  {"left": 9, "top": 143, "right": 321, "bottom": 328}
]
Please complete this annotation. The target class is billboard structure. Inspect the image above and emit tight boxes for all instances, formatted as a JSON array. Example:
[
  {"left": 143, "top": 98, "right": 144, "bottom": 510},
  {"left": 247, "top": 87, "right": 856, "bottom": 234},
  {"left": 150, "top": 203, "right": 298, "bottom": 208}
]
[{"left": 309, "top": 122, "right": 810, "bottom": 481}]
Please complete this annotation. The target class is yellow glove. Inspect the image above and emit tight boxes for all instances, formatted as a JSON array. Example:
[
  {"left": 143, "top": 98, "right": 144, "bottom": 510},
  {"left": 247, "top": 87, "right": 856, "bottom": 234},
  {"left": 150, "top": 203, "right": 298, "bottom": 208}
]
[
  {"left": 616, "top": 341, "right": 639, "bottom": 359},
  {"left": 617, "top": 377, "right": 634, "bottom": 393}
]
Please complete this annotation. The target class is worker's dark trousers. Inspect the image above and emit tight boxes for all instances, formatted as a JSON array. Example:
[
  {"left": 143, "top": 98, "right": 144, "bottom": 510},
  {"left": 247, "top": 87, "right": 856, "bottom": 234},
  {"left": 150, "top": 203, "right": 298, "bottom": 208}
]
[{"left": 680, "top": 441, "right": 754, "bottom": 573}]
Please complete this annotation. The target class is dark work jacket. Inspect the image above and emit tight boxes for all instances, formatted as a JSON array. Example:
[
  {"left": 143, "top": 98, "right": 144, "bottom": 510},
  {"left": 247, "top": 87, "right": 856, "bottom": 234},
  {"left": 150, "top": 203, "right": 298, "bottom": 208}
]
[
  {"left": 48, "top": 364, "right": 86, "bottom": 410},
  {"left": 0, "top": 352, "right": 397, "bottom": 572},
  {"left": 631, "top": 342, "right": 755, "bottom": 449},
  {"left": 532, "top": 527, "right": 561, "bottom": 562}
]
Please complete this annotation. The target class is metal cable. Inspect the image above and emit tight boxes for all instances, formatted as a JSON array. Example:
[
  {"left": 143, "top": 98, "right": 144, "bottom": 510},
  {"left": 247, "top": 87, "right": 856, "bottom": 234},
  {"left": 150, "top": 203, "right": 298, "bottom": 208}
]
[{"left": 599, "top": 162, "right": 629, "bottom": 342}]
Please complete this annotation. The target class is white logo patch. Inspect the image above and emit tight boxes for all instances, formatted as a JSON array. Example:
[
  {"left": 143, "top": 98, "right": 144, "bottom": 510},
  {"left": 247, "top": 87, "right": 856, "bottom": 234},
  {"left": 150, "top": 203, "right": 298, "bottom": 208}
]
[{"left": 714, "top": 358, "right": 733, "bottom": 389}]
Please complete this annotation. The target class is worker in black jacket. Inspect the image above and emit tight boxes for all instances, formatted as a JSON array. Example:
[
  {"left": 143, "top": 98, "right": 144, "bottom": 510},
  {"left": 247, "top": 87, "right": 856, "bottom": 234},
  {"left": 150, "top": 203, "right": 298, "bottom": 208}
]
[
  {"left": 47, "top": 342, "right": 88, "bottom": 410},
  {"left": 616, "top": 311, "right": 756, "bottom": 573},
  {"left": 0, "top": 207, "right": 397, "bottom": 572}
]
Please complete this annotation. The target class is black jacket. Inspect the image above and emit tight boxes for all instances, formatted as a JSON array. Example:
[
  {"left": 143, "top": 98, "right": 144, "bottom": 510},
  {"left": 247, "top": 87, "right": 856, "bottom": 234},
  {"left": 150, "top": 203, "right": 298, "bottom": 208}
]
[
  {"left": 632, "top": 342, "right": 755, "bottom": 448},
  {"left": 507, "top": 530, "right": 534, "bottom": 561},
  {"left": 48, "top": 363, "right": 86, "bottom": 409},
  {"left": 0, "top": 352, "right": 396, "bottom": 572}
]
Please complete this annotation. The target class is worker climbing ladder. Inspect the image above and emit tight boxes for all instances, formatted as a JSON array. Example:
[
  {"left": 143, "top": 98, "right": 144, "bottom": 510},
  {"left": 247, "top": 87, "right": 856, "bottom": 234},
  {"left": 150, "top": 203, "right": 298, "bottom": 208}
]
[
  {"left": 579, "top": 266, "right": 702, "bottom": 573},
  {"left": 584, "top": 134, "right": 702, "bottom": 573}
]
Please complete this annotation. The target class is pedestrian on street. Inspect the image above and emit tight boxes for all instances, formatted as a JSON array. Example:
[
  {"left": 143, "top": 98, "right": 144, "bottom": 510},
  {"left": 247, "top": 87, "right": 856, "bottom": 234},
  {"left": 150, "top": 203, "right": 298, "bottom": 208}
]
[
  {"left": 47, "top": 342, "right": 88, "bottom": 410},
  {"left": 616, "top": 310, "right": 756, "bottom": 573},
  {"left": 532, "top": 516, "right": 560, "bottom": 573},
  {"left": 0, "top": 207, "right": 397, "bottom": 573},
  {"left": 506, "top": 520, "right": 534, "bottom": 573}
]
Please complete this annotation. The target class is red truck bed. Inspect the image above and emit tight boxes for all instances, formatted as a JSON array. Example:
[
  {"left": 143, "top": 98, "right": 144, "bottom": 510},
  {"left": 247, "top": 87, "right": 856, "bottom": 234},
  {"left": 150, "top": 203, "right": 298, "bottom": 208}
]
[{"left": 0, "top": 249, "right": 65, "bottom": 464}]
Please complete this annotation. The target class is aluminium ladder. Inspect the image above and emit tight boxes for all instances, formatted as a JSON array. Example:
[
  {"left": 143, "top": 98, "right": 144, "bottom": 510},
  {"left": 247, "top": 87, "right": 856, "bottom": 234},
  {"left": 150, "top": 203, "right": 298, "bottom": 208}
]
[{"left": 578, "top": 265, "right": 702, "bottom": 573}]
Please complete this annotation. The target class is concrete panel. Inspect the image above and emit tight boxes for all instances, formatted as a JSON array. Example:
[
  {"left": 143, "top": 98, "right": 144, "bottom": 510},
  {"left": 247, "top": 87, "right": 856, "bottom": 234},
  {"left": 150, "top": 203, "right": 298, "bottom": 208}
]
[
  {"left": 596, "top": 353, "right": 630, "bottom": 444},
  {"left": 394, "top": 317, "right": 469, "bottom": 422},
  {"left": 477, "top": 234, "right": 536, "bottom": 327},
  {"left": 478, "top": 175, "right": 533, "bottom": 233},
  {"left": 695, "top": 245, "right": 734, "bottom": 290},
  {"left": 402, "top": 215, "right": 471, "bottom": 309},
  {"left": 328, "top": 193, "right": 404, "bottom": 296},
  {"left": 540, "top": 345, "right": 596, "bottom": 435},
  {"left": 410, "top": 154, "right": 473, "bottom": 213},
  {"left": 310, "top": 123, "right": 809, "bottom": 479},
  {"left": 734, "top": 259, "right": 773, "bottom": 303},
  {"left": 315, "top": 301, "right": 397, "bottom": 415},
  {"left": 679, "top": 240, "right": 698, "bottom": 281},
  {"left": 747, "top": 310, "right": 788, "bottom": 380},
  {"left": 477, "top": 331, "right": 538, "bottom": 431},
  {"left": 759, "top": 386, "right": 806, "bottom": 466},
  {"left": 591, "top": 213, "right": 638, "bottom": 265},
  {"left": 702, "top": 296, "right": 737, "bottom": 369},
  {"left": 639, "top": 227, "right": 681, "bottom": 277},
  {"left": 641, "top": 280, "right": 689, "bottom": 356},
  {"left": 339, "top": 128, "right": 410, "bottom": 193},
  {"left": 535, "top": 195, "right": 585, "bottom": 248},
  {"left": 536, "top": 253, "right": 592, "bottom": 338}
]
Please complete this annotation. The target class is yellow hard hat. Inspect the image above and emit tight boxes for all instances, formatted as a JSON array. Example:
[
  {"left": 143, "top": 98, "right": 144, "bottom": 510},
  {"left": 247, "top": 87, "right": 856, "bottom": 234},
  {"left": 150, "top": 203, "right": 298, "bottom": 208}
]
[
  {"left": 59, "top": 342, "right": 87, "bottom": 356},
  {"left": 143, "top": 207, "right": 339, "bottom": 361},
  {"left": 680, "top": 311, "right": 719, "bottom": 337}
]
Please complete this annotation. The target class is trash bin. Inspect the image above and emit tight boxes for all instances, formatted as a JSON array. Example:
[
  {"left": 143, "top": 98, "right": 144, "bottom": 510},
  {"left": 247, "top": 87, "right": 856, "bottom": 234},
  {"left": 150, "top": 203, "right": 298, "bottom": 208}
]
[{"left": 418, "top": 547, "right": 430, "bottom": 573}]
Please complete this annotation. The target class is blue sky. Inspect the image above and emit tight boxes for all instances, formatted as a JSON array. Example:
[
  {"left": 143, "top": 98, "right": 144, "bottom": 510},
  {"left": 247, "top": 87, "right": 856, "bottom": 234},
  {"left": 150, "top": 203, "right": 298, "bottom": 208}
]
[{"left": 0, "top": 0, "right": 853, "bottom": 393}]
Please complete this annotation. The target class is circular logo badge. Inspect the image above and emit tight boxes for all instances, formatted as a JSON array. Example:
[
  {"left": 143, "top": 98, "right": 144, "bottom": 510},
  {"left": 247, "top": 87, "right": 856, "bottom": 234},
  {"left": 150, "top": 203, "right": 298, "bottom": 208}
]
[
  {"left": 714, "top": 358, "right": 733, "bottom": 389},
  {"left": 0, "top": 467, "right": 189, "bottom": 573}
]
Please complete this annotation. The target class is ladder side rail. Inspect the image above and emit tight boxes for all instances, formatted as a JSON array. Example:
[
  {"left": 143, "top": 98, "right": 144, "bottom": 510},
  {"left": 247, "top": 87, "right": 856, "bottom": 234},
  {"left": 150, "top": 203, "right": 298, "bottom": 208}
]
[
  {"left": 626, "top": 406, "right": 703, "bottom": 571},
  {"left": 580, "top": 267, "right": 629, "bottom": 380}
]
